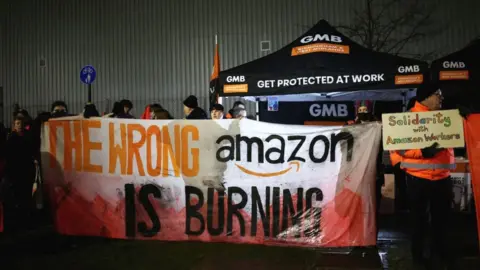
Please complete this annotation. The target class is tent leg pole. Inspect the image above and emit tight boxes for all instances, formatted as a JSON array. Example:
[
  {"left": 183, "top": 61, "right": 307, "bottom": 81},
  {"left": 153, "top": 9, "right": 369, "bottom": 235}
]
[
  {"left": 255, "top": 98, "right": 260, "bottom": 121},
  {"left": 402, "top": 91, "right": 407, "bottom": 112}
]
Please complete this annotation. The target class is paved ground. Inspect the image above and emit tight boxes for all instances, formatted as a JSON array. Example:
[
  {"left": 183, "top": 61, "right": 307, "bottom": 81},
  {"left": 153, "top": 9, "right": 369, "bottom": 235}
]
[{"left": 0, "top": 214, "right": 478, "bottom": 269}]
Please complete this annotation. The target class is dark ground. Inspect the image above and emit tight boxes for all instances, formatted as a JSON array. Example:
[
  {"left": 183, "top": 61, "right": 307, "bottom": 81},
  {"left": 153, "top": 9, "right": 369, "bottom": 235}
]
[{"left": 0, "top": 213, "right": 478, "bottom": 270}]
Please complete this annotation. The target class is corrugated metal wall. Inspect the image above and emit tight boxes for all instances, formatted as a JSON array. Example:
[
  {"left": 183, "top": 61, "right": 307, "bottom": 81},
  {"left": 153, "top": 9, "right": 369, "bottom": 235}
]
[{"left": 1, "top": 0, "right": 479, "bottom": 123}]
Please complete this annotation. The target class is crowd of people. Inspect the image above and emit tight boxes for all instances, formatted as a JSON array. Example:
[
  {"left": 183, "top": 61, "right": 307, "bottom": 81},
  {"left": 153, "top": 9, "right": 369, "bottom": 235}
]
[
  {"left": 0, "top": 94, "right": 251, "bottom": 232},
  {"left": 0, "top": 85, "right": 473, "bottom": 269}
]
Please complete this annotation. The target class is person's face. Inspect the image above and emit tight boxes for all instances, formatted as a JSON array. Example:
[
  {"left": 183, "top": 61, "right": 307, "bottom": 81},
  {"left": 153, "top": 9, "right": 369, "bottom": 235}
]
[
  {"left": 211, "top": 110, "right": 224, "bottom": 119},
  {"left": 357, "top": 106, "right": 368, "bottom": 114},
  {"left": 124, "top": 106, "right": 130, "bottom": 114},
  {"left": 52, "top": 105, "right": 67, "bottom": 114},
  {"left": 235, "top": 109, "right": 246, "bottom": 119},
  {"left": 427, "top": 90, "right": 443, "bottom": 110},
  {"left": 183, "top": 105, "right": 192, "bottom": 116},
  {"left": 14, "top": 120, "right": 23, "bottom": 132}
]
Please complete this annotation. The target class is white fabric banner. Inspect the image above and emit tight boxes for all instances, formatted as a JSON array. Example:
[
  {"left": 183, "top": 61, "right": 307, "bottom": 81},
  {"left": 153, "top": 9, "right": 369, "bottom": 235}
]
[{"left": 40, "top": 119, "right": 381, "bottom": 247}]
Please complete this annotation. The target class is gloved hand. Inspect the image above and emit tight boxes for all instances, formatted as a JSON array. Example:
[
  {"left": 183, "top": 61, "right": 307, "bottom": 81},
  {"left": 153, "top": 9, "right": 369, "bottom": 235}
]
[
  {"left": 83, "top": 103, "right": 100, "bottom": 118},
  {"left": 458, "top": 105, "right": 472, "bottom": 119},
  {"left": 421, "top": 142, "right": 443, "bottom": 158}
]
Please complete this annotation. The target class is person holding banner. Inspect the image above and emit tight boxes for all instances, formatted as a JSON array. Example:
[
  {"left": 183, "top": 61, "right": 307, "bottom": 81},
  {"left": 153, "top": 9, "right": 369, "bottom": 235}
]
[
  {"left": 390, "top": 83, "right": 456, "bottom": 269},
  {"left": 183, "top": 95, "right": 207, "bottom": 120},
  {"left": 210, "top": 103, "right": 225, "bottom": 119}
]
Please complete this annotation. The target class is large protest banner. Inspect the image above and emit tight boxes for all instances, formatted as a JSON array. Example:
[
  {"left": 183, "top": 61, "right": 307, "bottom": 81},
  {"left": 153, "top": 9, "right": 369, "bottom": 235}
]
[
  {"left": 40, "top": 119, "right": 381, "bottom": 247},
  {"left": 464, "top": 114, "right": 480, "bottom": 247},
  {"left": 382, "top": 109, "right": 465, "bottom": 151}
]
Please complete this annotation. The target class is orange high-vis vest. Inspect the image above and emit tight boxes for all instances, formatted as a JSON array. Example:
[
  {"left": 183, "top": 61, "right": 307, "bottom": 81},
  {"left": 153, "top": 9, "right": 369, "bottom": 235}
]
[{"left": 389, "top": 101, "right": 455, "bottom": 181}]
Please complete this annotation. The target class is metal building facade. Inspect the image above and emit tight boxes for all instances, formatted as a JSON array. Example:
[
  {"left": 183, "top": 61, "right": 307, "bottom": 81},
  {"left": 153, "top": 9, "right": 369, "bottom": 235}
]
[{"left": 1, "top": 0, "right": 479, "bottom": 122}]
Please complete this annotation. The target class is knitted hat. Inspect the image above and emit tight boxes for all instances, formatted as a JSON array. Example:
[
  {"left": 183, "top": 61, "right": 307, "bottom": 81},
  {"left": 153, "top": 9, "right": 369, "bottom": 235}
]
[
  {"left": 355, "top": 100, "right": 373, "bottom": 114},
  {"left": 51, "top": 100, "right": 68, "bottom": 112},
  {"left": 231, "top": 106, "right": 246, "bottom": 118},
  {"left": 183, "top": 95, "right": 198, "bottom": 109},
  {"left": 210, "top": 103, "right": 224, "bottom": 111},
  {"left": 416, "top": 81, "right": 440, "bottom": 102}
]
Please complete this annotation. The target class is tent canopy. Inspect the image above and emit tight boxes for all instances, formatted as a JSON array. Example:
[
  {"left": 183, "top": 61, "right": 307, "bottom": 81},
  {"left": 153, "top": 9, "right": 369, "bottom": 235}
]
[
  {"left": 218, "top": 19, "right": 428, "bottom": 98},
  {"left": 242, "top": 89, "right": 416, "bottom": 102},
  {"left": 431, "top": 39, "right": 479, "bottom": 83}
]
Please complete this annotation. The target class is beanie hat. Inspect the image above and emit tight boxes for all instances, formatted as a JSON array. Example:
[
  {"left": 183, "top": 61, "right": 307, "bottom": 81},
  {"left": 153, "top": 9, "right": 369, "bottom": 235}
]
[
  {"left": 183, "top": 95, "right": 198, "bottom": 109},
  {"left": 211, "top": 103, "right": 224, "bottom": 111},
  {"left": 416, "top": 81, "right": 440, "bottom": 102},
  {"left": 231, "top": 106, "right": 246, "bottom": 118},
  {"left": 355, "top": 100, "right": 373, "bottom": 114},
  {"left": 51, "top": 100, "right": 68, "bottom": 112}
]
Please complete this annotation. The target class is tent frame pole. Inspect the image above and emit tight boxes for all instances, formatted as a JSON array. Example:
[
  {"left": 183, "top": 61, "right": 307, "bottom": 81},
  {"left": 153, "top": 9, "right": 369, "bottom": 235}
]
[{"left": 255, "top": 98, "right": 260, "bottom": 121}]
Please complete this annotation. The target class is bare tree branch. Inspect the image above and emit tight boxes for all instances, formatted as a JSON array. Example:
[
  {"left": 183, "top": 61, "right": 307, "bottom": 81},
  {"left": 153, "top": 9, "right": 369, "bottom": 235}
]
[{"left": 337, "top": 0, "right": 442, "bottom": 59}]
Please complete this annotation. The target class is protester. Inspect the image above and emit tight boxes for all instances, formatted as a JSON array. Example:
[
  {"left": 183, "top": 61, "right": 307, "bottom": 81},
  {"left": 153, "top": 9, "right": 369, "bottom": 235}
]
[
  {"left": 13, "top": 109, "right": 33, "bottom": 131},
  {"left": 118, "top": 99, "right": 135, "bottom": 119},
  {"left": 406, "top": 97, "right": 417, "bottom": 111},
  {"left": 82, "top": 103, "right": 100, "bottom": 118},
  {"left": 107, "top": 101, "right": 134, "bottom": 119},
  {"left": 390, "top": 83, "right": 456, "bottom": 269},
  {"left": 50, "top": 100, "right": 69, "bottom": 118},
  {"left": 151, "top": 108, "right": 170, "bottom": 120},
  {"left": 3, "top": 116, "right": 36, "bottom": 232},
  {"left": 226, "top": 101, "right": 246, "bottom": 119},
  {"left": 346, "top": 100, "right": 384, "bottom": 238},
  {"left": 347, "top": 100, "right": 377, "bottom": 125},
  {"left": 183, "top": 95, "right": 207, "bottom": 119},
  {"left": 231, "top": 105, "right": 247, "bottom": 119},
  {"left": 210, "top": 104, "right": 224, "bottom": 119}
]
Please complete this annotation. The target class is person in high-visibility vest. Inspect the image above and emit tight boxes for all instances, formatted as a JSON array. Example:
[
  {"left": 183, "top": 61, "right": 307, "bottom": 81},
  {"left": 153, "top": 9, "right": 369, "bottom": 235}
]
[{"left": 390, "top": 83, "right": 456, "bottom": 269}]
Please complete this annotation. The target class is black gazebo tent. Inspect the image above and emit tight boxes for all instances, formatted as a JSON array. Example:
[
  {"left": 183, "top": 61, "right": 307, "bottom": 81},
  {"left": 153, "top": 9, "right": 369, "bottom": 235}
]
[
  {"left": 431, "top": 39, "right": 479, "bottom": 84},
  {"left": 431, "top": 39, "right": 480, "bottom": 111},
  {"left": 217, "top": 19, "right": 428, "bottom": 100}
]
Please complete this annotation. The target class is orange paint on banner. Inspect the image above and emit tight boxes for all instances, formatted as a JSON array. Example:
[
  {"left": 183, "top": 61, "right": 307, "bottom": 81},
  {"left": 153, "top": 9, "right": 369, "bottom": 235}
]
[
  {"left": 109, "top": 123, "right": 127, "bottom": 174},
  {"left": 82, "top": 121, "right": 103, "bottom": 173},
  {"left": 48, "top": 121, "right": 62, "bottom": 168},
  {"left": 146, "top": 125, "right": 162, "bottom": 177},
  {"left": 48, "top": 120, "right": 103, "bottom": 173},
  {"left": 107, "top": 123, "right": 200, "bottom": 177},
  {"left": 127, "top": 124, "right": 147, "bottom": 176},
  {"left": 63, "top": 121, "right": 82, "bottom": 171},
  {"left": 181, "top": 125, "right": 200, "bottom": 177}
]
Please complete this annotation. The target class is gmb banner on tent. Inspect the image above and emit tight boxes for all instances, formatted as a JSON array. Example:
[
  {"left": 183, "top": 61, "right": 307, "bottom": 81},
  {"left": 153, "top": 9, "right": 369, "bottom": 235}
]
[{"left": 41, "top": 119, "right": 381, "bottom": 247}]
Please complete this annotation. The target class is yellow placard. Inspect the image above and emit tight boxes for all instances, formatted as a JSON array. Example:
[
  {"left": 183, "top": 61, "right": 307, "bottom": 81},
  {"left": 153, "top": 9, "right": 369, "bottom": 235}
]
[{"left": 382, "top": 109, "right": 465, "bottom": 151}]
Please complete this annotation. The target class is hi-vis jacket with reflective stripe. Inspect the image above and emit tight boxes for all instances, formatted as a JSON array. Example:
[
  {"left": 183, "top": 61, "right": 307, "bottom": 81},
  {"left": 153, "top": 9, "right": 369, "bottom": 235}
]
[{"left": 389, "top": 102, "right": 455, "bottom": 181}]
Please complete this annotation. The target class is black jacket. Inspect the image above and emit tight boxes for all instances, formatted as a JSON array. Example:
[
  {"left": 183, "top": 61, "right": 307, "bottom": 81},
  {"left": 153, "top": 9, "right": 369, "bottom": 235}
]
[{"left": 186, "top": 107, "right": 207, "bottom": 120}]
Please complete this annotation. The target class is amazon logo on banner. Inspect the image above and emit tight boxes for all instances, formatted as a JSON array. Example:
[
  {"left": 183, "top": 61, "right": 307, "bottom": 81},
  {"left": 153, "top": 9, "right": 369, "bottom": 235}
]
[
  {"left": 215, "top": 133, "right": 354, "bottom": 178},
  {"left": 292, "top": 34, "right": 350, "bottom": 56}
]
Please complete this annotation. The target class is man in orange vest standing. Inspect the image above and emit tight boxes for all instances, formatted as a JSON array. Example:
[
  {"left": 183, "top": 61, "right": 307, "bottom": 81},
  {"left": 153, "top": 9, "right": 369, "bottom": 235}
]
[{"left": 390, "top": 83, "right": 456, "bottom": 269}]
